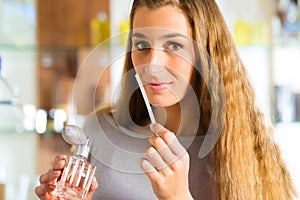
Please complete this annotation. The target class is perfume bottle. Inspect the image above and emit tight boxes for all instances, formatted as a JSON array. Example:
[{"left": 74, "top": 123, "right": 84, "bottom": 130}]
[{"left": 53, "top": 125, "right": 96, "bottom": 200}]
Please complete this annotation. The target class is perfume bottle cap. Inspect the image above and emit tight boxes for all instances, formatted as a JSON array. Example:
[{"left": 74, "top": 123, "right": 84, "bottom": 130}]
[
  {"left": 62, "top": 125, "right": 91, "bottom": 158},
  {"left": 62, "top": 125, "right": 87, "bottom": 145}
]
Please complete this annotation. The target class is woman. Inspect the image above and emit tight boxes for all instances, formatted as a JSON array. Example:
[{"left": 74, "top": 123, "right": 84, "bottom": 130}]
[{"left": 35, "top": 0, "right": 297, "bottom": 199}]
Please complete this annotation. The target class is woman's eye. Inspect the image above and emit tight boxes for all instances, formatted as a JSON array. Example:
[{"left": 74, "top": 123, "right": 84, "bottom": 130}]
[
  {"left": 167, "top": 42, "right": 183, "bottom": 51},
  {"left": 134, "top": 41, "right": 150, "bottom": 50}
]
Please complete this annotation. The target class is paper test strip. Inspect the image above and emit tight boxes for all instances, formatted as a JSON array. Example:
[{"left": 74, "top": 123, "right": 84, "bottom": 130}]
[{"left": 135, "top": 73, "right": 156, "bottom": 124}]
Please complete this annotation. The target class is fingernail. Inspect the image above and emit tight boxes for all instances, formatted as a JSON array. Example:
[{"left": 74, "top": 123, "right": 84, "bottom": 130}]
[
  {"left": 140, "top": 158, "right": 155, "bottom": 173},
  {"left": 58, "top": 159, "right": 66, "bottom": 164},
  {"left": 52, "top": 170, "right": 61, "bottom": 176},
  {"left": 150, "top": 123, "right": 162, "bottom": 134},
  {"left": 49, "top": 184, "right": 56, "bottom": 190},
  {"left": 139, "top": 158, "right": 148, "bottom": 169}
]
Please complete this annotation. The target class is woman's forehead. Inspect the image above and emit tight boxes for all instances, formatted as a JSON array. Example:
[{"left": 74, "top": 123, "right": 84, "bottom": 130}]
[
  {"left": 131, "top": 28, "right": 191, "bottom": 41},
  {"left": 132, "top": 5, "right": 192, "bottom": 38}
]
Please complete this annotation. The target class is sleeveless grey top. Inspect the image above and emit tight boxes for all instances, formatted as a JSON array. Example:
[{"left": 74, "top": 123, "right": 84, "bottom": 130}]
[{"left": 83, "top": 113, "right": 214, "bottom": 200}]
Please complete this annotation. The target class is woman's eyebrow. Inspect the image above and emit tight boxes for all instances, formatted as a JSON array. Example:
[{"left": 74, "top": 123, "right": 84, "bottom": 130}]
[
  {"left": 160, "top": 33, "right": 188, "bottom": 39},
  {"left": 132, "top": 32, "right": 188, "bottom": 40},
  {"left": 132, "top": 32, "right": 147, "bottom": 38}
]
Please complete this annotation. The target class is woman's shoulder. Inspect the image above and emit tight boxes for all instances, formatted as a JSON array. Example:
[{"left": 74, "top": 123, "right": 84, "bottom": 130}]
[
  {"left": 82, "top": 105, "right": 114, "bottom": 132},
  {"left": 91, "top": 104, "right": 113, "bottom": 117}
]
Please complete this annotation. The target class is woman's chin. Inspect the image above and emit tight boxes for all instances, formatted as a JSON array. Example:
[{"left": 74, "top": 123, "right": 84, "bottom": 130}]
[{"left": 149, "top": 98, "right": 180, "bottom": 108}]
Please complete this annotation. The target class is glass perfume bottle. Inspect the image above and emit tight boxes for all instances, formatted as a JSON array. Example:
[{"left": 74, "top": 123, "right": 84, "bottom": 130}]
[{"left": 53, "top": 126, "right": 96, "bottom": 200}]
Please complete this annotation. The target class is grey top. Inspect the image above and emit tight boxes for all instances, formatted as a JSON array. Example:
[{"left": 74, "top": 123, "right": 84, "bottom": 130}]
[{"left": 83, "top": 113, "right": 214, "bottom": 200}]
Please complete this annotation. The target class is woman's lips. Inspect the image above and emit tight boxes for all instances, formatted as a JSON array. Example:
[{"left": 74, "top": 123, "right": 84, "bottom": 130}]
[{"left": 146, "top": 82, "right": 172, "bottom": 91}]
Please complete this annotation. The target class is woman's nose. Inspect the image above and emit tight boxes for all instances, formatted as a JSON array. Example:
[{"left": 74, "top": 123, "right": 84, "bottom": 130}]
[{"left": 145, "top": 48, "right": 165, "bottom": 74}]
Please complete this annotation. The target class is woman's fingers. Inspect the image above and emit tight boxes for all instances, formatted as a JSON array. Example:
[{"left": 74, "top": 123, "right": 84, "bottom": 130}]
[
  {"left": 86, "top": 177, "right": 99, "bottom": 200},
  {"left": 90, "top": 177, "right": 99, "bottom": 191},
  {"left": 150, "top": 123, "right": 186, "bottom": 159},
  {"left": 35, "top": 155, "right": 67, "bottom": 199},
  {"left": 140, "top": 158, "right": 161, "bottom": 179},
  {"left": 148, "top": 136, "right": 177, "bottom": 165},
  {"left": 39, "top": 170, "right": 61, "bottom": 184},
  {"left": 35, "top": 173, "right": 59, "bottom": 199},
  {"left": 142, "top": 124, "right": 192, "bottom": 200},
  {"left": 50, "top": 155, "right": 67, "bottom": 170},
  {"left": 146, "top": 146, "right": 168, "bottom": 170},
  {"left": 35, "top": 183, "right": 56, "bottom": 197}
]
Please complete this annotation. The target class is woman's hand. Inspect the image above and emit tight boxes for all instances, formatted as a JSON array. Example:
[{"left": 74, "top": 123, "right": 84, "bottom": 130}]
[
  {"left": 35, "top": 155, "right": 98, "bottom": 200},
  {"left": 140, "top": 123, "right": 194, "bottom": 200}
]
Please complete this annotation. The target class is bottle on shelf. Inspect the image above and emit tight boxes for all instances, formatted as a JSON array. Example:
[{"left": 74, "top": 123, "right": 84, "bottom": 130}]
[
  {"left": 119, "top": 19, "right": 130, "bottom": 46},
  {"left": 89, "top": 11, "right": 110, "bottom": 46},
  {"left": 277, "top": 0, "right": 300, "bottom": 44},
  {"left": 0, "top": 56, "right": 14, "bottom": 105},
  {"left": 0, "top": 56, "right": 24, "bottom": 134}
]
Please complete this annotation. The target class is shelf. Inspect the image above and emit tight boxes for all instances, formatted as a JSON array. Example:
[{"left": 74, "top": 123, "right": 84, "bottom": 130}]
[
  {"left": 274, "top": 121, "right": 300, "bottom": 129},
  {"left": 0, "top": 44, "right": 36, "bottom": 52}
]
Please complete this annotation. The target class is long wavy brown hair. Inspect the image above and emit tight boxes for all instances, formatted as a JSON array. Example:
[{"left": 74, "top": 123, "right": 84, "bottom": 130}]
[{"left": 107, "top": 0, "right": 297, "bottom": 199}]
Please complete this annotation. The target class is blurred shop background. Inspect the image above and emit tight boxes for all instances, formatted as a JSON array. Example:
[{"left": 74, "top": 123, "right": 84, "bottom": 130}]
[{"left": 0, "top": 0, "right": 299, "bottom": 199}]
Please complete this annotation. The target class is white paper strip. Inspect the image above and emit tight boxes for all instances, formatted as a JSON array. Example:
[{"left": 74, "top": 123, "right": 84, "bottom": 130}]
[{"left": 135, "top": 73, "right": 156, "bottom": 124}]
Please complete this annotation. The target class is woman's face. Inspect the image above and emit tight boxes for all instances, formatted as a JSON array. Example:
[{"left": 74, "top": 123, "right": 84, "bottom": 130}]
[{"left": 131, "top": 5, "right": 195, "bottom": 107}]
